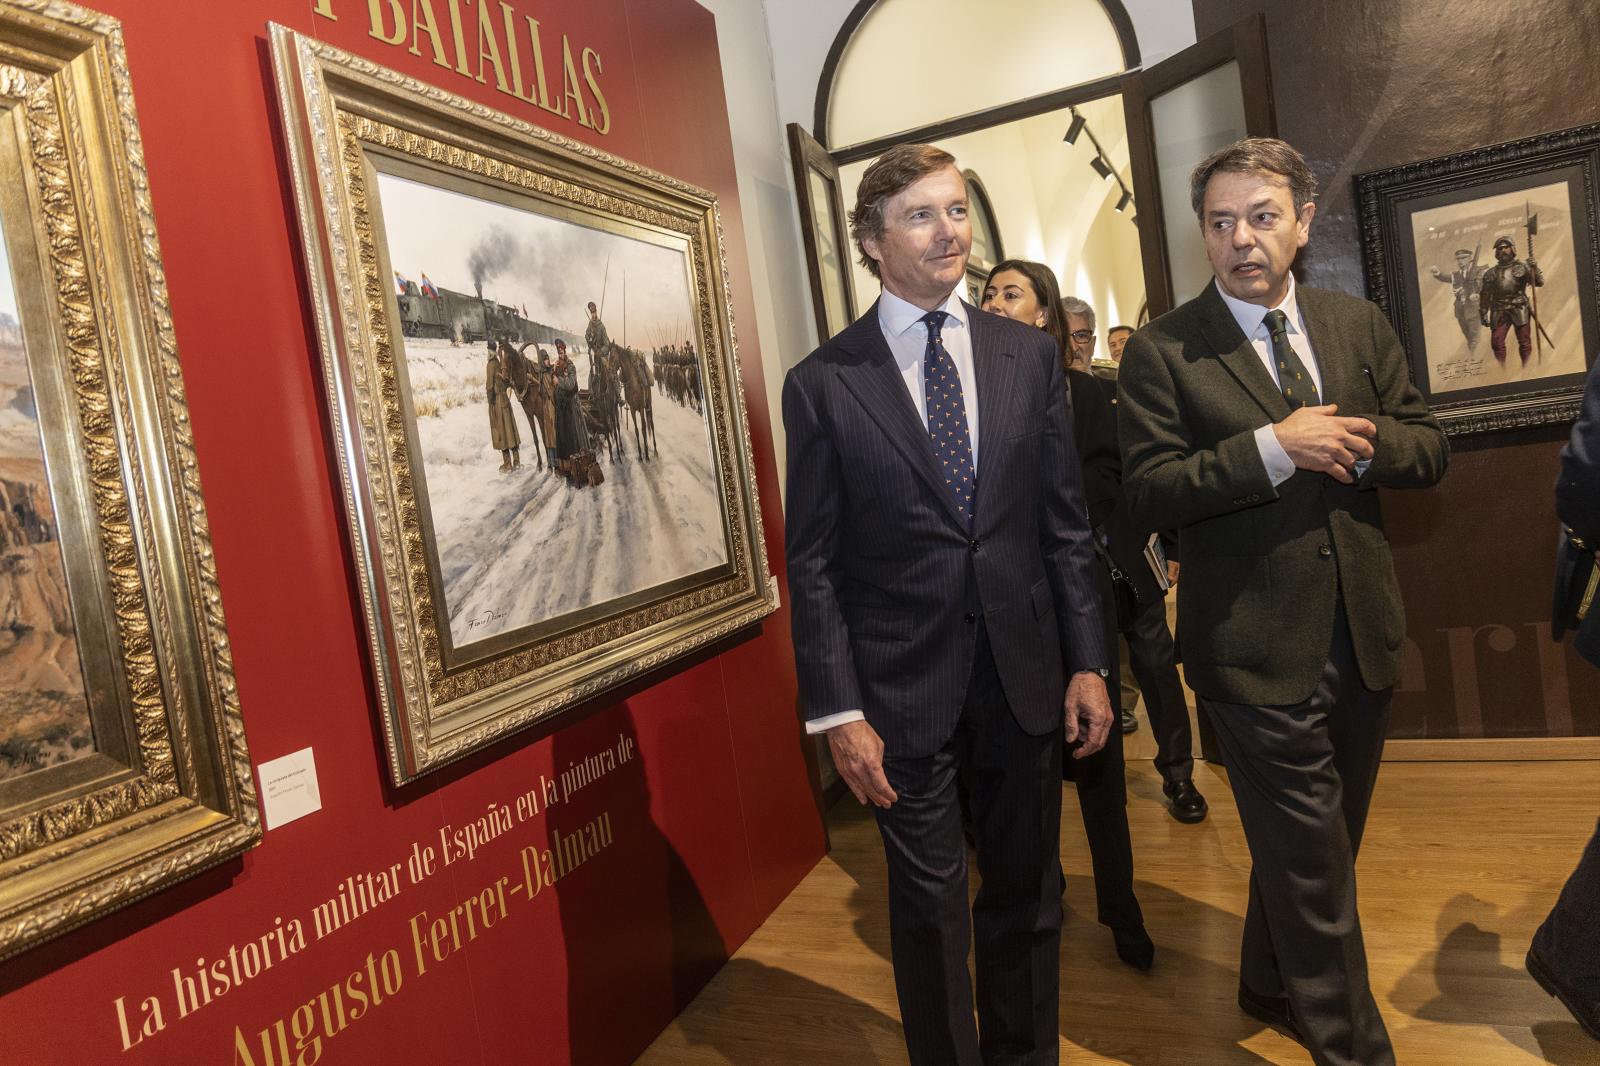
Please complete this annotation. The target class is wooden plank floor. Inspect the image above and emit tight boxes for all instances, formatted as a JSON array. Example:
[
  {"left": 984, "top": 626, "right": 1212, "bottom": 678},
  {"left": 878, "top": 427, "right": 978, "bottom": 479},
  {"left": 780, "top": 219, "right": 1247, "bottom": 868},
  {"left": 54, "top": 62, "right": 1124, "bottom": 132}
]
[{"left": 640, "top": 757, "right": 1600, "bottom": 1064}]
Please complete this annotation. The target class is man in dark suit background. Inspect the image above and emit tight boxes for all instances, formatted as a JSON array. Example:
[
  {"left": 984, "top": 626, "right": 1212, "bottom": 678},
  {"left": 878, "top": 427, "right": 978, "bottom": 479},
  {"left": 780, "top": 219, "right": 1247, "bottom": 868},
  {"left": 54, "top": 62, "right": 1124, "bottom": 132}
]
[
  {"left": 1527, "top": 355, "right": 1600, "bottom": 1041},
  {"left": 783, "top": 144, "right": 1113, "bottom": 1066},
  {"left": 1117, "top": 138, "right": 1448, "bottom": 1066}
]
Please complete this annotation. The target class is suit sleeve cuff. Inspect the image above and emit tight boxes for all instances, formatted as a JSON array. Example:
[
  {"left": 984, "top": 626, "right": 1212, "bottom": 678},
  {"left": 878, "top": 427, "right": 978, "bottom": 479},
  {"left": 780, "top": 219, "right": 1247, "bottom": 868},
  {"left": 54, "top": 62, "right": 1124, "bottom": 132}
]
[
  {"left": 1254, "top": 423, "right": 1296, "bottom": 486},
  {"left": 806, "top": 710, "right": 865, "bottom": 734}
]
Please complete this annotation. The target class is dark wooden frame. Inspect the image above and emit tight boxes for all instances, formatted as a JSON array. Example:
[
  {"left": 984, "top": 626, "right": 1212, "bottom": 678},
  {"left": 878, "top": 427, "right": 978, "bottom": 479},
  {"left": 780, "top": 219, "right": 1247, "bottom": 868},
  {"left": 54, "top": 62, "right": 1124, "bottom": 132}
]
[
  {"left": 1122, "top": 15, "right": 1276, "bottom": 318},
  {"left": 962, "top": 168, "right": 1006, "bottom": 303},
  {"left": 812, "top": 0, "right": 1141, "bottom": 158},
  {"left": 787, "top": 123, "right": 859, "bottom": 341},
  {"left": 1356, "top": 123, "right": 1600, "bottom": 436},
  {"left": 831, "top": 75, "right": 1128, "bottom": 167}
]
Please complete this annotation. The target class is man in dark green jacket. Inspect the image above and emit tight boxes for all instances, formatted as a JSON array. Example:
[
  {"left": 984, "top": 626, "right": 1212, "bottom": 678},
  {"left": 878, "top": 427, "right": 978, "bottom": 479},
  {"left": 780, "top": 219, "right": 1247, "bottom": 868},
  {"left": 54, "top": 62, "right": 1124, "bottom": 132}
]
[{"left": 1118, "top": 138, "right": 1448, "bottom": 1066}]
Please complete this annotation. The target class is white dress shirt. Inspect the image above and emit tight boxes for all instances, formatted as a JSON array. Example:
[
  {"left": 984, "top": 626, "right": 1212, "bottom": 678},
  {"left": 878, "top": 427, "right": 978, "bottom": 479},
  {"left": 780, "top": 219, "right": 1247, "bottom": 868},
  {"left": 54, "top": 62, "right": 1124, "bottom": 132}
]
[
  {"left": 878, "top": 286, "right": 981, "bottom": 463},
  {"left": 1215, "top": 276, "right": 1325, "bottom": 487},
  {"left": 808, "top": 286, "right": 977, "bottom": 736}
]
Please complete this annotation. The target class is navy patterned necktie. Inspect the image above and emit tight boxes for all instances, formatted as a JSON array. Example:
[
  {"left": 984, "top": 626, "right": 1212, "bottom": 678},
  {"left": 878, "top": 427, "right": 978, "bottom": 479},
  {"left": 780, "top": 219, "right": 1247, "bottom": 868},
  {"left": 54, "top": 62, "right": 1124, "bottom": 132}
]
[
  {"left": 1263, "top": 308, "right": 1319, "bottom": 407},
  {"left": 921, "top": 310, "right": 975, "bottom": 527}
]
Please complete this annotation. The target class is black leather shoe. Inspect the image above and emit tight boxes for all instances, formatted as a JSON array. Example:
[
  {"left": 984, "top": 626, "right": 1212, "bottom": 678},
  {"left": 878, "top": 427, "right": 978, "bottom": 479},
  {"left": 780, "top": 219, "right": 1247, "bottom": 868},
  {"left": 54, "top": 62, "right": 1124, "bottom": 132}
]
[
  {"left": 1120, "top": 710, "right": 1139, "bottom": 733},
  {"left": 1163, "top": 778, "right": 1208, "bottom": 824},
  {"left": 1113, "top": 925, "right": 1154, "bottom": 972},
  {"left": 1237, "top": 982, "right": 1303, "bottom": 1046},
  {"left": 1528, "top": 944, "right": 1600, "bottom": 1041}
]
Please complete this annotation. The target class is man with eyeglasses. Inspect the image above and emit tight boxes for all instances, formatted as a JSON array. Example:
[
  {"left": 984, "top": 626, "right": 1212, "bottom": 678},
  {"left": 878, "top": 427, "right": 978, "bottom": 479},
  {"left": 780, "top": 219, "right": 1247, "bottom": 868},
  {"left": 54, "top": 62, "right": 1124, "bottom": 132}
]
[{"left": 1060, "top": 296, "right": 1097, "bottom": 369}]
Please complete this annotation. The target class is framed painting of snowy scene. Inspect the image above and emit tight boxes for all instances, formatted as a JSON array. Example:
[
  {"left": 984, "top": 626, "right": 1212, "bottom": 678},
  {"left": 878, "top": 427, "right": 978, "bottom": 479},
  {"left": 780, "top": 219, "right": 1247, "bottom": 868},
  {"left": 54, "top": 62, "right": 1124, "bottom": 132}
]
[
  {"left": 1357, "top": 123, "right": 1600, "bottom": 435},
  {"left": 271, "top": 28, "right": 778, "bottom": 784},
  {"left": 0, "top": 1, "right": 258, "bottom": 960}
]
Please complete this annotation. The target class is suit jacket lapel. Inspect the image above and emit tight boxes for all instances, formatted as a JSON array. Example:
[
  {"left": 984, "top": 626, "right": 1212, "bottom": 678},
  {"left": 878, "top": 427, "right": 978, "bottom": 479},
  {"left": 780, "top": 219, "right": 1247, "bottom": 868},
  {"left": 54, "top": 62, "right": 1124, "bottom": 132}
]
[
  {"left": 971, "top": 306, "right": 1015, "bottom": 493},
  {"left": 1296, "top": 286, "right": 1354, "bottom": 411},
  {"left": 1195, "top": 282, "right": 1293, "bottom": 422},
  {"left": 834, "top": 304, "right": 968, "bottom": 529}
]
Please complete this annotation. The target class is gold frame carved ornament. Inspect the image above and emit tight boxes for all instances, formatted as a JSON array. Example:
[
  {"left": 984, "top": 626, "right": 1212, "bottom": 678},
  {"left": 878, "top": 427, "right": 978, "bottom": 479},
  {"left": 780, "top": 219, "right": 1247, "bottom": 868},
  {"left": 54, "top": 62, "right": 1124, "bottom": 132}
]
[
  {"left": 268, "top": 27, "right": 778, "bottom": 786},
  {"left": 0, "top": 1, "right": 258, "bottom": 960}
]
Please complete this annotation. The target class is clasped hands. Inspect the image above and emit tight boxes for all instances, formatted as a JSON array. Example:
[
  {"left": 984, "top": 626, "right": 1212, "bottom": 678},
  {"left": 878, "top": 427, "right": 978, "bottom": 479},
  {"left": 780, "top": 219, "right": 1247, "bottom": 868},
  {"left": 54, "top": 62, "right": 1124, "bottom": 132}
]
[
  {"left": 826, "top": 672, "right": 1113, "bottom": 809},
  {"left": 1272, "top": 403, "right": 1376, "bottom": 485}
]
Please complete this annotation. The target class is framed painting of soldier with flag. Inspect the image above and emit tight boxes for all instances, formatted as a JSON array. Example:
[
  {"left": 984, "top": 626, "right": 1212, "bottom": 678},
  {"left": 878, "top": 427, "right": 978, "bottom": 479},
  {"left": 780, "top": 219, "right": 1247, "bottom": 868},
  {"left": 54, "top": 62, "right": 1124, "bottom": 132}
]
[
  {"left": 1357, "top": 123, "right": 1600, "bottom": 435},
  {"left": 270, "top": 28, "right": 777, "bottom": 784}
]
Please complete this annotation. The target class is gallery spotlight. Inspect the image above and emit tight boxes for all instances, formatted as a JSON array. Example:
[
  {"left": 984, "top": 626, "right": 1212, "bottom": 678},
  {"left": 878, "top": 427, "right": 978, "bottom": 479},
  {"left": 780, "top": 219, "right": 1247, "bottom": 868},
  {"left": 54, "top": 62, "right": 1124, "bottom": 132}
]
[
  {"left": 1064, "top": 108, "right": 1086, "bottom": 145},
  {"left": 1115, "top": 188, "right": 1133, "bottom": 212},
  {"left": 1090, "top": 155, "right": 1114, "bottom": 181}
]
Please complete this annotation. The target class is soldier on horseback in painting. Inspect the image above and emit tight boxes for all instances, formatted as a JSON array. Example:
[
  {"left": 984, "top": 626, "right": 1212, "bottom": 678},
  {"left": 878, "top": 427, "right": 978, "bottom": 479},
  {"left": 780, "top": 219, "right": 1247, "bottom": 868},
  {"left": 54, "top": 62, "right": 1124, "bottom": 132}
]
[
  {"left": 1480, "top": 234, "right": 1545, "bottom": 366},
  {"left": 485, "top": 339, "right": 520, "bottom": 472},
  {"left": 584, "top": 301, "right": 611, "bottom": 361}
]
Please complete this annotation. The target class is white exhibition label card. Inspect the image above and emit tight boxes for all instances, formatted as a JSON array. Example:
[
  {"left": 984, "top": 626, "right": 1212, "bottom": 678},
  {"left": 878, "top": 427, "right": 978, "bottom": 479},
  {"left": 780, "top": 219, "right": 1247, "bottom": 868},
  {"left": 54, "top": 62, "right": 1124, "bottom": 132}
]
[{"left": 256, "top": 746, "right": 323, "bottom": 830}]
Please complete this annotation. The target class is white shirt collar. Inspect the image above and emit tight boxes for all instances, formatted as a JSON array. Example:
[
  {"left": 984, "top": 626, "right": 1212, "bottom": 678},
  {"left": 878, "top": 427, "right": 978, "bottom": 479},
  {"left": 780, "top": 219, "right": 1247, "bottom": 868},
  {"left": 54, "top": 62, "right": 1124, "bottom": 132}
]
[
  {"left": 878, "top": 286, "right": 969, "bottom": 339},
  {"left": 1215, "top": 274, "right": 1302, "bottom": 339}
]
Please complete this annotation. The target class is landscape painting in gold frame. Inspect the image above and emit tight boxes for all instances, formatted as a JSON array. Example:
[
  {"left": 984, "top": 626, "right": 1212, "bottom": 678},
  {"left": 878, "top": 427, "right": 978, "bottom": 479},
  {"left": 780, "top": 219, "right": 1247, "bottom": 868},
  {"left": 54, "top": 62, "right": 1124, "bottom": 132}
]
[
  {"left": 0, "top": 0, "right": 258, "bottom": 960},
  {"left": 269, "top": 27, "right": 778, "bottom": 785}
]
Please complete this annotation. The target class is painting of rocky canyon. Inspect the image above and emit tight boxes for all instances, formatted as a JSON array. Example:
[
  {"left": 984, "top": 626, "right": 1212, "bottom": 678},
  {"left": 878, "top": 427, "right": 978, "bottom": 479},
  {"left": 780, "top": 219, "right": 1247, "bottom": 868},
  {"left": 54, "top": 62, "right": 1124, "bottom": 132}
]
[{"left": 0, "top": 229, "right": 90, "bottom": 783}]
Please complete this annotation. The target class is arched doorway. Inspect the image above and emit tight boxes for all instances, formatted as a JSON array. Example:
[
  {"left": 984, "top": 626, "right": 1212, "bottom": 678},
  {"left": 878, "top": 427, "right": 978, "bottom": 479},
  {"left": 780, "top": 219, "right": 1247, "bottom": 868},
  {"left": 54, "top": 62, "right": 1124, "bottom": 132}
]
[{"left": 787, "top": 3, "right": 1278, "bottom": 345}]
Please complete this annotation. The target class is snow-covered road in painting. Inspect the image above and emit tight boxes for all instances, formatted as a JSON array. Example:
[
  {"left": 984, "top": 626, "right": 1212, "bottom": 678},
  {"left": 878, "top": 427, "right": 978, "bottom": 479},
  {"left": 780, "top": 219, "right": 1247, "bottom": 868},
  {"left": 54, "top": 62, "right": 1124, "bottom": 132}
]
[{"left": 401, "top": 338, "right": 727, "bottom": 648}]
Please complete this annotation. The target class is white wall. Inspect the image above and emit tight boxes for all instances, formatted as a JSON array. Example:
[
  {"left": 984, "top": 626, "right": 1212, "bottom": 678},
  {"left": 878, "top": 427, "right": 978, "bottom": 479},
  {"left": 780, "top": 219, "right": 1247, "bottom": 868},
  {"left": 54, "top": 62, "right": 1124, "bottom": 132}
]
[{"left": 697, "top": 0, "right": 818, "bottom": 493}]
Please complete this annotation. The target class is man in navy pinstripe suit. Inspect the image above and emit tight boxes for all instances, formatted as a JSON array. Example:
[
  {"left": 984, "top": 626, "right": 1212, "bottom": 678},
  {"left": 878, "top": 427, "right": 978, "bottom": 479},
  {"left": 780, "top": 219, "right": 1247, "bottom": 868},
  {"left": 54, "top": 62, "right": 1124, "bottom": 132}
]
[{"left": 783, "top": 143, "right": 1113, "bottom": 1066}]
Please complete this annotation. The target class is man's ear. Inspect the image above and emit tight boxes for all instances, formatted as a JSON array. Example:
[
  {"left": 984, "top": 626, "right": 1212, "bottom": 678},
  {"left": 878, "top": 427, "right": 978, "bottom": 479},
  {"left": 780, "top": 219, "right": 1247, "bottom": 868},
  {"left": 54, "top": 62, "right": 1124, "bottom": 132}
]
[
  {"left": 1296, "top": 201, "right": 1317, "bottom": 248},
  {"left": 861, "top": 233, "right": 882, "bottom": 269}
]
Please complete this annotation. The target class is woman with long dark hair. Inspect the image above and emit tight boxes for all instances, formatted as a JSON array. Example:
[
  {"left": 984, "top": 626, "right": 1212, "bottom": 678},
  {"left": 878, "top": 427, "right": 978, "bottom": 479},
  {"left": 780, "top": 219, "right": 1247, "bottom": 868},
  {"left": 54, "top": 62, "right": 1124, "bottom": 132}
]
[{"left": 980, "top": 258, "right": 1154, "bottom": 971}]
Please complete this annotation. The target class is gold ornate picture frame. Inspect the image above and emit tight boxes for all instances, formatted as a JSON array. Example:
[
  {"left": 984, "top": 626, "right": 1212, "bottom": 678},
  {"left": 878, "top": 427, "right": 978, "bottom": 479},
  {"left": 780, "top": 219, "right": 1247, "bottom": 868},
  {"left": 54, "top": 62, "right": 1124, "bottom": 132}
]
[
  {"left": 269, "top": 27, "right": 778, "bottom": 785},
  {"left": 0, "top": 1, "right": 257, "bottom": 959}
]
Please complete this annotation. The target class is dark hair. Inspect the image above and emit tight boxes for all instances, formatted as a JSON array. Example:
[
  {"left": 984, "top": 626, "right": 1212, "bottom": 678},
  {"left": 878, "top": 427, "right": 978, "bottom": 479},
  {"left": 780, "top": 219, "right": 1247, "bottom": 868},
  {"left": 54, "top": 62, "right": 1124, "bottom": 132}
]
[
  {"left": 982, "top": 259, "right": 1070, "bottom": 370},
  {"left": 1108, "top": 324, "right": 1133, "bottom": 337},
  {"left": 1188, "top": 137, "right": 1318, "bottom": 221},
  {"left": 849, "top": 143, "right": 959, "bottom": 279}
]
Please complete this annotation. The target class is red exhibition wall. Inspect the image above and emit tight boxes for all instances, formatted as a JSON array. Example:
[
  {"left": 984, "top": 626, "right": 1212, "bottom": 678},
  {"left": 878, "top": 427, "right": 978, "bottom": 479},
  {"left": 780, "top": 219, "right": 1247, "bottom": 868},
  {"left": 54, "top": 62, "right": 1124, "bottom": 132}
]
[{"left": 0, "top": 2, "right": 826, "bottom": 1063}]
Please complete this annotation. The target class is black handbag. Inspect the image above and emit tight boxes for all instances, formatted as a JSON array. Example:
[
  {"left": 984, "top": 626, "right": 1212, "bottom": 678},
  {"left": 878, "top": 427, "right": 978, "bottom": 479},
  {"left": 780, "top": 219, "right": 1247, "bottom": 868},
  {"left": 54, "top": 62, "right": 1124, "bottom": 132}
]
[
  {"left": 1553, "top": 527, "right": 1598, "bottom": 638},
  {"left": 1092, "top": 537, "right": 1143, "bottom": 632}
]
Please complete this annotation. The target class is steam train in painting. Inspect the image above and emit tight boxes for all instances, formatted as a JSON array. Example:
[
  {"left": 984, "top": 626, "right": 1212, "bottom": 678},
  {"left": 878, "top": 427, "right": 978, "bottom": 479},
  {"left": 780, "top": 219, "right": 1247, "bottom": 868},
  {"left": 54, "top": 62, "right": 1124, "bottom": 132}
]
[{"left": 394, "top": 278, "right": 578, "bottom": 349}]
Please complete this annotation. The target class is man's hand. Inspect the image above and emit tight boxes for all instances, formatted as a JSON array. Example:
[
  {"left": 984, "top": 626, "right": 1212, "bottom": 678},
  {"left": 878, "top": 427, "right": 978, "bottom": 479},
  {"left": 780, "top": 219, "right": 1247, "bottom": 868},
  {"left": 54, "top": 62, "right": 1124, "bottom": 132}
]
[
  {"left": 1166, "top": 559, "right": 1180, "bottom": 587},
  {"left": 1272, "top": 404, "right": 1377, "bottom": 485},
  {"left": 1064, "top": 671, "right": 1113, "bottom": 759},
  {"left": 827, "top": 719, "right": 897, "bottom": 808}
]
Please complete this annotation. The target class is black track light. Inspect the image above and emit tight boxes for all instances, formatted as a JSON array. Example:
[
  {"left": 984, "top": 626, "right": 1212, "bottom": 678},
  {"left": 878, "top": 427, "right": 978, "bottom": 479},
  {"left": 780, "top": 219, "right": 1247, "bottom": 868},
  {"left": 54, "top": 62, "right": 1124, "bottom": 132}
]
[{"left": 1064, "top": 109, "right": 1086, "bottom": 145}]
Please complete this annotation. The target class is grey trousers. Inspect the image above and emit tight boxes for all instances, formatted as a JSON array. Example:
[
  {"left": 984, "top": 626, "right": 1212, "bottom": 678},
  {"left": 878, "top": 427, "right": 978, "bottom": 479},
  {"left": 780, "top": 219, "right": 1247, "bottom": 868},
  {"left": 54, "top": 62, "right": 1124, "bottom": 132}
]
[{"left": 1206, "top": 608, "right": 1395, "bottom": 1066}]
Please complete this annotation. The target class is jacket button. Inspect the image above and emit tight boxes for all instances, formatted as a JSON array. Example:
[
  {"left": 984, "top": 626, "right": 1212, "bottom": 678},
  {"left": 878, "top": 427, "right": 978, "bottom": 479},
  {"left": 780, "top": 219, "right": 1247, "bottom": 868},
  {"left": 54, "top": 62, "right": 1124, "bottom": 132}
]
[
  {"left": 1318, "top": 544, "right": 1333, "bottom": 557},
  {"left": 963, "top": 612, "right": 976, "bottom": 624},
  {"left": 970, "top": 539, "right": 981, "bottom": 554}
]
